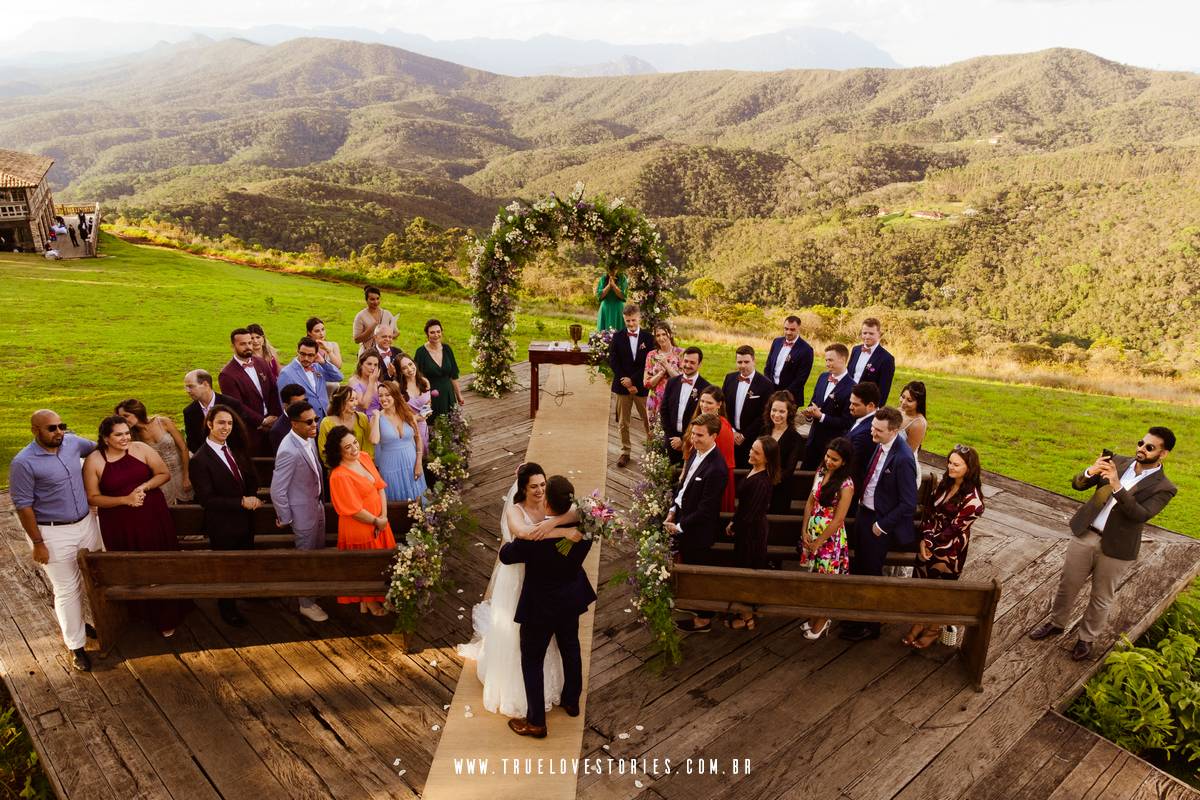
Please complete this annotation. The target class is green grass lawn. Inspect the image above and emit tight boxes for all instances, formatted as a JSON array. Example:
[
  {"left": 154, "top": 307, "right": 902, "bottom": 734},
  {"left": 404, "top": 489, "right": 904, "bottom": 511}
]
[{"left": 1, "top": 233, "right": 1196, "bottom": 534}]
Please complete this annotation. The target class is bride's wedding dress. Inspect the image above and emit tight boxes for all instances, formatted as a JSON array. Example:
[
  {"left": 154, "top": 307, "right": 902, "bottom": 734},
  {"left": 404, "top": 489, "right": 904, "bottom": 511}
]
[{"left": 456, "top": 482, "right": 564, "bottom": 718}]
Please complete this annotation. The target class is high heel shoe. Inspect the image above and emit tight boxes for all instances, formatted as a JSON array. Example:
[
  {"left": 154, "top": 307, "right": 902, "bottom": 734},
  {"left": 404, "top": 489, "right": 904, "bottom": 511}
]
[{"left": 803, "top": 619, "right": 831, "bottom": 640}]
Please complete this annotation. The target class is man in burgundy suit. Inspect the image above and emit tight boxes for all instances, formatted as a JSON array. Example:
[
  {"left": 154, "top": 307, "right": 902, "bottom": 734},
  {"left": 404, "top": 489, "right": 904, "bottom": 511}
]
[{"left": 218, "top": 327, "right": 282, "bottom": 455}]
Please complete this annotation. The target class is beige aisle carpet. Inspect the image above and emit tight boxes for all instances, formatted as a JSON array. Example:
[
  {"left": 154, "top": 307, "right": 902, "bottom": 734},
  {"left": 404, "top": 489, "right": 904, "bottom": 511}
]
[{"left": 422, "top": 364, "right": 610, "bottom": 799}]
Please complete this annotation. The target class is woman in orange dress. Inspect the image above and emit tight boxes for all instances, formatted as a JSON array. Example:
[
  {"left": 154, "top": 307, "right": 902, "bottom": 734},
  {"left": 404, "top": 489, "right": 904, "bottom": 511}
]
[
  {"left": 325, "top": 424, "right": 396, "bottom": 616},
  {"left": 683, "top": 385, "right": 737, "bottom": 512}
]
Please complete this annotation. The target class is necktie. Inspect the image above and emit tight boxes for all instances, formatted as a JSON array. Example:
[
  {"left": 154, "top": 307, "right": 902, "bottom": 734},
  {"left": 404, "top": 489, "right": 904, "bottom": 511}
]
[
  {"left": 864, "top": 446, "right": 883, "bottom": 487},
  {"left": 221, "top": 445, "right": 243, "bottom": 484}
]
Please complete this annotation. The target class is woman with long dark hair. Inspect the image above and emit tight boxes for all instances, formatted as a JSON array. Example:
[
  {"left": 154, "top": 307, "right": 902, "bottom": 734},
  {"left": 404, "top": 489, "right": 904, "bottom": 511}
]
[
  {"left": 326, "top": 425, "right": 395, "bottom": 616},
  {"left": 798, "top": 436, "right": 855, "bottom": 638},
  {"left": 762, "top": 390, "right": 803, "bottom": 514},
  {"left": 398, "top": 354, "right": 433, "bottom": 455},
  {"left": 899, "top": 381, "right": 928, "bottom": 487},
  {"left": 902, "top": 444, "right": 986, "bottom": 648},
  {"left": 83, "top": 416, "right": 189, "bottom": 636},
  {"left": 370, "top": 381, "right": 427, "bottom": 502},
  {"left": 319, "top": 384, "right": 373, "bottom": 467},
  {"left": 724, "top": 436, "right": 780, "bottom": 630},
  {"left": 414, "top": 318, "right": 463, "bottom": 418}
]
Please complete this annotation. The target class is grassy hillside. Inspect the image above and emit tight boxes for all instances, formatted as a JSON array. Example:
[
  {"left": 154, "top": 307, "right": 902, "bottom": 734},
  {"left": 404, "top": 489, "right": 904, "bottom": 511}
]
[{"left": 0, "top": 234, "right": 1196, "bottom": 533}]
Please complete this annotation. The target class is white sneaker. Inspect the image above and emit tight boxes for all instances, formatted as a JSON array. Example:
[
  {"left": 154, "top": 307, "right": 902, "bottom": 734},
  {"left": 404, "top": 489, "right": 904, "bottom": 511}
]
[{"left": 299, "top": 604, "right": 329, "bottom": 622}]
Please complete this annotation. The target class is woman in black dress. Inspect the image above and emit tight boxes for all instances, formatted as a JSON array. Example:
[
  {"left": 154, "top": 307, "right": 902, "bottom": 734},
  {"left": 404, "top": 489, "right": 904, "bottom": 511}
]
[
  {"left": 724, "top": 435, "right": 780, "bottom": 629},
  {"left": 762, "top": 391, "right": 803, "bottom": 514}
]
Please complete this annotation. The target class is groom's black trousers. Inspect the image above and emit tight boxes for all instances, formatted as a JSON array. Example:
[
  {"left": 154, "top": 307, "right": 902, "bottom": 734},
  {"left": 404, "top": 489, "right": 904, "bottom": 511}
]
[{"left": 520, "top": 614, "right": 583, "bottom": 727}]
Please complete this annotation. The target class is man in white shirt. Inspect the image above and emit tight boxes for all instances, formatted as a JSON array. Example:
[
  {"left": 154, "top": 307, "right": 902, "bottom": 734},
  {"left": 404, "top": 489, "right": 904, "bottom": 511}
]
[
  {"left": 847, "top": 318, "right": 896, "bottom": 404},
  {"left": 661, "top": 347, "right": 710, "bottom": 465},
  {"left": 721, "top": 345, "right": 773, "bottom": 468},
  {"left": 182, "top": 369, "right": 253, "bottom": 454},
  {"left": 608, "top": 305, "right": 654, "bottom": 468},
  {"left": 1030, "top": 427, "right": 1178, "bottom": 660}
]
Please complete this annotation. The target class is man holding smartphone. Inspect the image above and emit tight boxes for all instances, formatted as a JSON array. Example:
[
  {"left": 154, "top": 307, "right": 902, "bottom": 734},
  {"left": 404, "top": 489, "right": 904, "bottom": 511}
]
[{"left": 1029, "top": 427, "right": 1178, "bottom": 660}]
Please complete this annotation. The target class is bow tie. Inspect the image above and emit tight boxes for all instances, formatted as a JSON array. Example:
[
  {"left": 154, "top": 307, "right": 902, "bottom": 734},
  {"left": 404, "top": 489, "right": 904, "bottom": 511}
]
[
  {"left": 628, "top": 332, "right": 638, "bottom": 337},
  {"left": 738, "top": 376, "right": 751, "bottom": 384},
  {"left": 829, "top": 375, "right": 840, "bottom": 385},
  {"left": 681, "top": 377, "right": 694, "bottom": 386}
]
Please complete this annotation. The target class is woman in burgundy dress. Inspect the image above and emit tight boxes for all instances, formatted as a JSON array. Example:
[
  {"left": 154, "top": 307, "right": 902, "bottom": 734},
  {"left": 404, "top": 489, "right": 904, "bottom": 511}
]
[
  {"left": 83, "top": 415, "right": 190, "bottom": 637},
  {"left": 902, "top": 444, "right": 986, "bottom": 649}
]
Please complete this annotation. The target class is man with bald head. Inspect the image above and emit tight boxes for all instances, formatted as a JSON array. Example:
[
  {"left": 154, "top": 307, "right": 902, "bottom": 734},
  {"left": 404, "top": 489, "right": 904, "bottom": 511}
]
[
  {"left": 10, "top": 410, "right": 102, "bottom": 671},
  {"left": 183, "top": 369, "right": 253, "bottom": 454},
  {"left": 368, "top": 325, "right": 406, "bottom": 383}
]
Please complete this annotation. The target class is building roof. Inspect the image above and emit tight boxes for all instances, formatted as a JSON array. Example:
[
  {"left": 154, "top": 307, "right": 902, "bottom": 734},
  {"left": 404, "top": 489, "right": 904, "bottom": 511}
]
[{"left": 0, "top": 148, "right": 53, "bottom": 188}]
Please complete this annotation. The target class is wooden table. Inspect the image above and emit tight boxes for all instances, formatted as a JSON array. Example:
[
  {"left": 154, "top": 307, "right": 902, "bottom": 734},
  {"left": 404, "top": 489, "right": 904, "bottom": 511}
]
[{"left": 528, "top": 341, "right": 592, "bottom": 417}]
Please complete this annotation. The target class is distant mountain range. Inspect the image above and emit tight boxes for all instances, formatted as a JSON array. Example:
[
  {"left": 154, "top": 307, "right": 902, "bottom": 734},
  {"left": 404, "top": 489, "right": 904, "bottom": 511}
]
[{"left": 0, "top": 20, "right": 899, "bottom": 76}]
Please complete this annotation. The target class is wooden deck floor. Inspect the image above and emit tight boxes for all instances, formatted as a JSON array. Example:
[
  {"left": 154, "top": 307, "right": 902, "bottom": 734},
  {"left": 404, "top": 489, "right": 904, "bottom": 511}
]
[{"left": 2, "top": 361, "right": 1198, "bottom": 800}]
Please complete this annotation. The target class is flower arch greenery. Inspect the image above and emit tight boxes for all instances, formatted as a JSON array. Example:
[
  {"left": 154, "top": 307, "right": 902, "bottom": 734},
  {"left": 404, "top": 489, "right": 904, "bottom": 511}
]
[{"left": 469, "top": 184, "right": 678, "bottom": 398}]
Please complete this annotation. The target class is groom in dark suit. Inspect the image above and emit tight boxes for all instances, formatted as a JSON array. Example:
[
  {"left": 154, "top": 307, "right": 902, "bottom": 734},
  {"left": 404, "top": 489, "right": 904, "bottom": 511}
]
[{"left": 502, "top": 476, "right": 596, "bottom": 738}]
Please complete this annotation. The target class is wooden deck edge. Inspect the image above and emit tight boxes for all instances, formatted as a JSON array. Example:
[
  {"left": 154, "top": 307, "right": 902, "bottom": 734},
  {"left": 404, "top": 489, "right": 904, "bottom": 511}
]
[{"left": 1053, "top": 550, "right": 1200, "bottom": 713}]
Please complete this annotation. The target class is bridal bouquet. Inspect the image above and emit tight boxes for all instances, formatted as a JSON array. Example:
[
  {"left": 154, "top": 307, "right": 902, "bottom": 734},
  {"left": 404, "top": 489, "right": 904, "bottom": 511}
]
[{"left": 556, "top": 490, "right": 619, "bottom": 555}]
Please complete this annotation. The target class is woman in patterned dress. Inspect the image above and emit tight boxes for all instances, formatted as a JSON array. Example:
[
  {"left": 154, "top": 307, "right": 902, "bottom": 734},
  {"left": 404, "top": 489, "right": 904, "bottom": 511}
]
[
  {"left": 798, "top": 436, "right": 855, "bottom": 639},
  {"left": 643, "top": 321, "right": 683, "bottom": 424},
  {"left": 902, "top": 444, "right": 986, "bottom": 649},
  {"left": 114, "top": 399, "right": 191, "bottom": 504}
]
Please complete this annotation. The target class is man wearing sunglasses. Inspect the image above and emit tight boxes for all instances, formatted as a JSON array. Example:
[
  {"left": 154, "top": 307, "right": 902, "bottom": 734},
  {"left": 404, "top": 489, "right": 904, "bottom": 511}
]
[
  {"left": 10, "top": 410, "right": 103, "bottom": 671},
  {"left": 1030, "top": 427, "right": 1178, "bottom": 660},
  {"left": 270, "top": 402, "right": 329, "bottom": 622}
]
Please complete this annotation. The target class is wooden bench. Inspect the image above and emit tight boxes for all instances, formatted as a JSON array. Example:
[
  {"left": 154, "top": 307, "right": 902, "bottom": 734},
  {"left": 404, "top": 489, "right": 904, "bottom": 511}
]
[
  {"left": 671, "top": 564, "right": 1001, "bottom": 691},
  {"left": 78, "top": 549, "right": 398, "bottom": 654},
  {"left": 78, "top": 502, "right": 415, "bottom": 653}
]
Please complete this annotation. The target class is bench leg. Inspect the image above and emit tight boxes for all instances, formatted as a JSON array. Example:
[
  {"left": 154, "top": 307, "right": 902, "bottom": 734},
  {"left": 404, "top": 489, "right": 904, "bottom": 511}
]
[{"left": 959, "top": 626, "right": 986, "bottom": 692}]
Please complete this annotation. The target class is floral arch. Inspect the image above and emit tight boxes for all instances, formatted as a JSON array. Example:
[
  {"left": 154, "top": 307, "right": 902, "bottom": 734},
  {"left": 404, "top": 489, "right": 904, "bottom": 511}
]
[{"left": 468, "top": 184, "right": 678, "bottom": 397}]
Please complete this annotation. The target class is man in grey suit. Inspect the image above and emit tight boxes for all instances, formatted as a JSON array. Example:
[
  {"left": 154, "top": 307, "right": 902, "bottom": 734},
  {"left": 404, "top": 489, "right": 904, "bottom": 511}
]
[
  {"left": 270, "top": 401, "right": 329, "bottom": 622},
  {"left": 1029, "top": 427, "right": 1178, "bottom": 660}
]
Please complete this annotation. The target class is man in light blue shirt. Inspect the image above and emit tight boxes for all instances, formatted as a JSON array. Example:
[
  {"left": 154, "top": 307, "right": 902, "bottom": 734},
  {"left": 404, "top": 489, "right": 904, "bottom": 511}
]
[
  {"left": 10, "top": 409, "right": 103, "bottom": 671},
  {"left": 277, "top": 336, "right": 343, "bottom": 420}
]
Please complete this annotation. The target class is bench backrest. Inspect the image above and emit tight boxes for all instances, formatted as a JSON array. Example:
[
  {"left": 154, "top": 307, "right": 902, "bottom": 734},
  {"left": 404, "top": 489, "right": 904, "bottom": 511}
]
[
  {"left": 167, "top": 501, "right": 414, "bottom": 537},
  {"left": 81, "top": 549, "right": 394, "bottom": 588}
]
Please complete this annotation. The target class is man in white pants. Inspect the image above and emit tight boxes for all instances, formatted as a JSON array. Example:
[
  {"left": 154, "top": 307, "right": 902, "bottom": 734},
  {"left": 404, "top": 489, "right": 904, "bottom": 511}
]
[{"left": 10, "top": 410, "right": 103, "bottom": 671}]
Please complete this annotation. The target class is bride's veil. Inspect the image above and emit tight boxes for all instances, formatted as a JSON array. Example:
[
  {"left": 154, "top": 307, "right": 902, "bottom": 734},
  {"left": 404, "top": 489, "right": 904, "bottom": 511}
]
[{"left": 482, "top": 480, "right": 519, "bottom": 602}]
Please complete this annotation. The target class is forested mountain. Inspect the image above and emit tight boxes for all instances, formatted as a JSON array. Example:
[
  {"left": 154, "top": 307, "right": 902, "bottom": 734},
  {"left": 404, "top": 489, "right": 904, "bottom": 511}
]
[{"left": 2, "top": 39, "right": 1199, "bottom": 359}]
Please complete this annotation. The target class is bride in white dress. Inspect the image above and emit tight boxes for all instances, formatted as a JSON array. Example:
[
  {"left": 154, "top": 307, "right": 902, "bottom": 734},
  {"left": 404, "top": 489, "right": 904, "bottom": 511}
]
[{"left": 457, "top": 463, "right": 580, "bottom": 718}]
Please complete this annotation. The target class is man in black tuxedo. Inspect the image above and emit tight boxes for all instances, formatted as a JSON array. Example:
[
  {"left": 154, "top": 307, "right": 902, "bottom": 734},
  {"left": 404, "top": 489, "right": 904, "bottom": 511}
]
[
  {"left": 763, "top": 315, "right": 815, "bottom": 406},
  {"left": 667, "top": 413, "right": 729, "bottom": 633},
  {"left": 841, "top": 407, "right": 918, "bottom": 642},
  {"left": 722, "top": 345, "right": 774, "bottom": 468},
  {"left": 800, "top": 344, "right": 856, "bottom": 470},
  {"left": 182, "top": 369, "right": 254, "bottom": 454},
  {"left": 846, "top": 381, "right": 881, "bottom": 511},
  {"left": 847, "top": 317, "right": 896, "bottom": 405},
  {"left": 660, "top": 347, "right": 709, "bottom": 465},
  {"left": 502, "top": 476, "right": 596, "bottom": 738},
  {"left": 609, "top": 305, "right": 655, "bottom": 468}
]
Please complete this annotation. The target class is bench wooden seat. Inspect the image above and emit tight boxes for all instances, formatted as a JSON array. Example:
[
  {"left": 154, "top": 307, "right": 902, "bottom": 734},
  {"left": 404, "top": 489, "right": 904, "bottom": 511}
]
[
  {"left": 167, "top": 501, "right": 413, "bottom": 543},
  {"left": 671, "top": 563, "right": 1001, "bottom": 691}
]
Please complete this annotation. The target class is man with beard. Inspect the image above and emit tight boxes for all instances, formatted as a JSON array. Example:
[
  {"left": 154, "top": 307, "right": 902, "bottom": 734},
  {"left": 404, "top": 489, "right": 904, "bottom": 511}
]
[{"left": 1029, "top": 427, "right": 1178, "bottom": 660}]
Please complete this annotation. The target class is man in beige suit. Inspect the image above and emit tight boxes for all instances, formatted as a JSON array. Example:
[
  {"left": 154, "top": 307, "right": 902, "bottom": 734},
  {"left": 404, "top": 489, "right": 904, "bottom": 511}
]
[{"left": 1029, "top": 427, "right": 1178, "bottom": 660}]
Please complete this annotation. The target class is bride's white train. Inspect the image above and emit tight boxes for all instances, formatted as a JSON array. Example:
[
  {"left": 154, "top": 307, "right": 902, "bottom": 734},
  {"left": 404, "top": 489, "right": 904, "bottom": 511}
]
[{"left": 456, "top": 481, "right": 564, "bottom": 718}]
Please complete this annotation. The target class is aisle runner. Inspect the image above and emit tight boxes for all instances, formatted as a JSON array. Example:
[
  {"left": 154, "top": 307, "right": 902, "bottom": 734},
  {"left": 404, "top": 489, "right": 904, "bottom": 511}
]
[{"left": 423, "top": 365, "right": 609, "bottom": 799}]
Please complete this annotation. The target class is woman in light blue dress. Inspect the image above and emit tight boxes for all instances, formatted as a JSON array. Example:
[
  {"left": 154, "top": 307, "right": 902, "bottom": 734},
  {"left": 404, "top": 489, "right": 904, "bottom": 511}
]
[{"left": 370, "top": 381, "right": 428, "bottom": 503}]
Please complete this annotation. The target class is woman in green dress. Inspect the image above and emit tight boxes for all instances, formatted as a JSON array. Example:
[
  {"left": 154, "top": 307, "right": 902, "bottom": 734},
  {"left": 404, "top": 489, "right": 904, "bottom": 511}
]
[
  {"left": 595, "top": 266, "right": 628, "bottom": 331},
  {"left": 414, "top": 318, "right": 464, "bottom": 419}
]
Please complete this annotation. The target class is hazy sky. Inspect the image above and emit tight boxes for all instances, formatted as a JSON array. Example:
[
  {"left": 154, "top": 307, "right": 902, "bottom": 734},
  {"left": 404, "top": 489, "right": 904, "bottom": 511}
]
[{"left": 7, "top": 0, "right": 1198, "bottom": 71}]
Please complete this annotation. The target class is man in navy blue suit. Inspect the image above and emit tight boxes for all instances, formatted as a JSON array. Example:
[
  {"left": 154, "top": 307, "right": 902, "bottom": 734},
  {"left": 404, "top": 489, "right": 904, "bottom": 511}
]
[
  {"left": 721, "top": 345, "right": 774, "bottom": 468},
  {"left": 841, "top": 406, "right": 918, "bottom": 641},
  {"left": 800, "top": 343, "right": 856, "bottom": 470},
  {"left": 667, "top": 413, "right": 729, "bottom": 633},
  {"left": 609, "top": 305, "right": 655, "bottom": 468},
  {"left": 660, "top": 347, "right": 710, "bottom": 465},
  {"left": 846, "top": 317, "right": 896, "bottom": 405},
  {"left": 846, "top": 381, "right": 881, "bottom": 511},
  {"left": 763, "top": 315, "right": 815, "bottom": 406}
]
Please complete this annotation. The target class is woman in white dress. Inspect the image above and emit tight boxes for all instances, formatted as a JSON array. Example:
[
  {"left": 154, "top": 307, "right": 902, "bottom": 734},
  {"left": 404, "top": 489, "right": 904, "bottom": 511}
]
[{"left": 457, "top": 463, "right": 581, "bottom": 718}]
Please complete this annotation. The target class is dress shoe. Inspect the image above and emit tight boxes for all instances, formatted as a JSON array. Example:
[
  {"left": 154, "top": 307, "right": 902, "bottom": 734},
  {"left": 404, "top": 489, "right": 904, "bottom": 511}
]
[
  {"left": 70, "top": 647, "right": 91, "bottom": 672},
  {"left": 220, "top": 609, "right": 248, "bottom": 627},
  {"left": 838, "top": 624, "right": 879, "bottom": 643},
  {"left": 1071, "top": 639, "right": 1093, "bottom": 661},
  {"left": 508, "top": 718, "right": 547, "bottom": 738},
  {"left": 85, "top": 623, "right": 97, "bottom": 639},
  {"left": 561, "top": 703, "right": 580, "bottom": 718},
  {"left": 674, "top": 617, "right": 713, "bottom": 633},
  {"left": 617, "top": 453, "right": 630, "bottom": 468},
  {"left": 300, "top": 604, "right": 329, "bottom": 622},
  {"left": 1028, "top": 621, "right": 1064, "bottom": 641}
]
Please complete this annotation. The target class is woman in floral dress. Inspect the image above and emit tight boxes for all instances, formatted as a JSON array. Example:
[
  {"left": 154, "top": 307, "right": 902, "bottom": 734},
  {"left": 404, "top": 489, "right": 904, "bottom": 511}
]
[
  {"left": 798, "top": 436, "right": 855, "bottom": 638},
  {"left": 643, "top": 321, "right": 683, "bottom": 424}
]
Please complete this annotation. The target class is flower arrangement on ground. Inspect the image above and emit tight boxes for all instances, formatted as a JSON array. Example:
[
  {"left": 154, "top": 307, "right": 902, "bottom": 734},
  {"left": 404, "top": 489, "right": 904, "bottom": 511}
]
[
  {"left": 469, "top": 183, "right": 678, "bottom": 397},
  {"left": 387, "top": 407, "right": 472, "bottom": 635},
  {"left": 618, "top": 418, "right": 683, "bottom": 664},
  {"left": 586, "top": 328, "right": 616, "bottom": 382}
]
